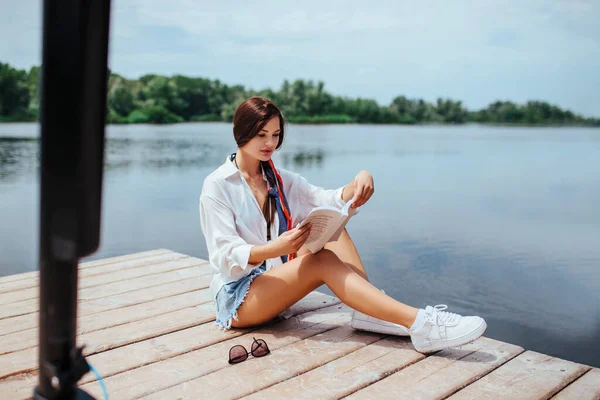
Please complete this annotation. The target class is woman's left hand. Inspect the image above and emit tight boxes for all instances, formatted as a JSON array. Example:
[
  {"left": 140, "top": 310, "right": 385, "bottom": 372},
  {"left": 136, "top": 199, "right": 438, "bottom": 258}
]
[{"left": 351, "top": 170, "right": 374, "bottom": 208}]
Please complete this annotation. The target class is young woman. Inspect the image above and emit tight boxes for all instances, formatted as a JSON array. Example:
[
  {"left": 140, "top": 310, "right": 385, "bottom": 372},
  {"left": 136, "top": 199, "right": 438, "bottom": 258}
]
[{"left": 199, "top": 96, "right": 487, "bottom": 354}]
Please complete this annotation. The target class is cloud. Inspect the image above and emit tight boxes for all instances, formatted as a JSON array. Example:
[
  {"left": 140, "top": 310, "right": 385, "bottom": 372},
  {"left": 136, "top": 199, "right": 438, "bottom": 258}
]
[
  {"left": 0, "top": 0, "right": 42, "bottom": 67},
  {"left": 2, "top": 0, "right": 599, "bottom": 115}
]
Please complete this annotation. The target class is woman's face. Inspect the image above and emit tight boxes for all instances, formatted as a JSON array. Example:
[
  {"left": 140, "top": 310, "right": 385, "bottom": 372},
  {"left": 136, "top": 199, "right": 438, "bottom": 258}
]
[{"left": 240, "top": 116, "right": 281, "bottom": 162}]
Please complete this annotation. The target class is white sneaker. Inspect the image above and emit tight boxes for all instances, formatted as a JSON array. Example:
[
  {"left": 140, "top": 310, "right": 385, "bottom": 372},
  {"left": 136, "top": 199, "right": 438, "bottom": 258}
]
[
  {"left": 409, "top": 305, "right": 487, "bottom": 354},
  {"left": 351, "top": 309, "right": 411, "bottom": 336},
  {"left": 351, "top": 289, "right": 410, "bottom": 336}
]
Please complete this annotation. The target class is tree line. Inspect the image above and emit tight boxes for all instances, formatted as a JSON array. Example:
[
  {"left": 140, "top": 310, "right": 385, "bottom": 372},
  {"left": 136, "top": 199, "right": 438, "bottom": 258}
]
[{"left": 1, "top": 62, "right": 599, "bottom": 126}]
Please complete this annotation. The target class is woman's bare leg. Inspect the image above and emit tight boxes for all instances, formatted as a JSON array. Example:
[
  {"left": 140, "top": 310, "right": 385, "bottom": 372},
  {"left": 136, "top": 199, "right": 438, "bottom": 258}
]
[
  {"left": 231, "top": 249, "right": 418, "bottom": 328},
  {"left": 324, "top": 229, "right": 369, "bottom": 281},
  {"left": 297, "top": 229, "right": 368, "bottom": 281}
]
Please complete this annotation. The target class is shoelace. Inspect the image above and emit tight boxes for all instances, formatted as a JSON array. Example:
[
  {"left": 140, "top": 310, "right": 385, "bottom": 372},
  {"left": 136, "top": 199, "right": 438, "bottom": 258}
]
[{"left": 430, "top": 304, "right": 460, "bottom": 325}]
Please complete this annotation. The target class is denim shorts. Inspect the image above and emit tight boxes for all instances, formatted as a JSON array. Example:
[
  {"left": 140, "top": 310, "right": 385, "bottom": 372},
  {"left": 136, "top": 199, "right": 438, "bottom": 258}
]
[{"left": 215, "top": 263, "right": 268, "bottom": 330}]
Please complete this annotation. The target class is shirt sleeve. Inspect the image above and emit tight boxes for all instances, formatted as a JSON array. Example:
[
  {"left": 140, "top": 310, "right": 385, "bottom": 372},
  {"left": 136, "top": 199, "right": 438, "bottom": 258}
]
[
  {"left": 298, "top": 175, "right": 346, "bottom": 208},
  {"left": 199, "top": 193, "right": 261, "bottom": 279},
  {"left": 290, "top": 174, "right": 347, "bottom": 223}
]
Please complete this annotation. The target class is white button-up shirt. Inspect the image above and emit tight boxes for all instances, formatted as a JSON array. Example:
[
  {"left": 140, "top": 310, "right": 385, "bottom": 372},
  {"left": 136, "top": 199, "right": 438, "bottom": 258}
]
[{"left": 199, "top": 156, "right": 346, "bottom": 299}]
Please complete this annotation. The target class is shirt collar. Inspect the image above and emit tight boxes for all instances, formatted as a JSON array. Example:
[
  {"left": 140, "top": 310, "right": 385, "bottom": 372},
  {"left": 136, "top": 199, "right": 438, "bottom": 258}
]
[
  {"left": 221, "top": 156, "right": 238, "bottom": 178},
  {"left": 219, "top": 155, "right": 268, "bottom": 182}
]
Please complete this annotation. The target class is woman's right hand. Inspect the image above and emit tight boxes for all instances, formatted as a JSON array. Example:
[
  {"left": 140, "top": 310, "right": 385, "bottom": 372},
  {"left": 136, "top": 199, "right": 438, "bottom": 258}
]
[{"left": 271, "top": 223, "right": 312, "bottom": 256}]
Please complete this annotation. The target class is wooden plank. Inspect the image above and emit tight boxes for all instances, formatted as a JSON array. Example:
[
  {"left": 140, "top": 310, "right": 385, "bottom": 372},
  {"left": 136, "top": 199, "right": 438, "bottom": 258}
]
[
  {"left": 0, "top": 249, "right": 171, "bottom": 286},
  {"left": 0, "top": 271, "right": 38, "bottom": 285},
  {"left": 77, "top": 265, "right": 210, "bottom": 302},
  {"left": 78, "top": 257, "right": 207, "bottom": 290},
  {"left": 82, "top": 303, "right": 211, "bottom": 353},
  {"left": 347, "top": 337, "right": 524, "bottom": 400},
  {"left": 449, "top": 350, "right": 591, "bottom": 400},
  {"left": 0, "top": 291, "right": 339, "bottom": 380},
  {"left": 0, "top": 251, "right": 189, "bottom": 294},
  {"left": 81, "top": 302, "right": 351, "bottom": 399},
  {"left": 0, "top": 372, "right": 37, "bottom": 400},
  {"left": 0, "top": 285, "right": 211, "bottom": 339},
  {"left": 0, "top": 257, "right": 207, "bottom": 304},
  {"left": 80, "top": 248, "right": 172, "bottom": 269},
  {"left": 0, "top": 289, "right": 213, "bottom": 355},
  {"left": 0, "top": 279, "right": 40, "bottom": 296},
  {"left": 0, "top": 292, "right": 341, "bottom": 399},
  {"left": 0, "top": 299, "right": 40, "bottom": 320},
  {"left": 245, "top": 336, "right": 425, "bottom": 400},
  {"left": 0, "top": 304, "right": 212, "bottom": 379},
  {"left": 145, "top": 325, "right": 384, "bottom": 399},
  {"left": 0, "top": 274, "right": 207, "bottom": 322},
  {"left": 81, "top": 291, "right": 338, "bottom": 385},
  {"left": 80, "top": 252, "right": 190, "bottom": 277},
  {"left": 0, "top": 348, "right": 37, "bottom": 381},
  {"left": 552, "top": 368, "right": 600, "bottom": 400},
  {"left": 78, "top": 264, "right": 212, "bottom": 301}
]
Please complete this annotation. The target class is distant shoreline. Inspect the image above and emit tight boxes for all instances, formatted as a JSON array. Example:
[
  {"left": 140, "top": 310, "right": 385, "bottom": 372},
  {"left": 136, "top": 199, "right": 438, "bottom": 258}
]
[
  {"left": 2, "top": 61, "right": 599, "bottom": 128},
  {"left": 1, "top": 120, "right": 598, "bottom": 129}
]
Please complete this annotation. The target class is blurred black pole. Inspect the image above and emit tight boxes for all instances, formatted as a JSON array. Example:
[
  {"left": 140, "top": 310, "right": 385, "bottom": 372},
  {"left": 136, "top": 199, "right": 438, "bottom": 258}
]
[{"left": 35, "top": 0, "right": 111, "bottom": 399}]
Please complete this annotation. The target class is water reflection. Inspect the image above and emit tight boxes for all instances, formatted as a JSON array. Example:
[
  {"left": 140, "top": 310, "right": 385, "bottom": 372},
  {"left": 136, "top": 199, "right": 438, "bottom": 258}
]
[
  {"left": 0, "top": 136, "right": 228, "bottom": 177},
  {"left": 106, "top": 138, "right": 225, "bottom": 172},
  {"left": 0, "top": 136, "right": 328, "bottom": 178},
  {"left": 0, "top": 138, "right": 38, "bottom": 181},
  {"left": 281, "top": 149, "right": 325, "bottom": 168}
]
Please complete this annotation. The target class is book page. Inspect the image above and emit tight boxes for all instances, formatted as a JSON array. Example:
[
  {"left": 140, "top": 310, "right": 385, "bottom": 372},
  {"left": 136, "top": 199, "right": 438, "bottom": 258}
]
[
  {"left": 329, "top": 199, "right": 359, "bottom": 241},
  {"left": 298, "top": 199, "right": 361, "bottom": 253},
  {"left": 329, "top": 215, "right": 351, "bottom": 242},
  {"left": 301, "top": 210, "right": 344, "bottom": 253}
]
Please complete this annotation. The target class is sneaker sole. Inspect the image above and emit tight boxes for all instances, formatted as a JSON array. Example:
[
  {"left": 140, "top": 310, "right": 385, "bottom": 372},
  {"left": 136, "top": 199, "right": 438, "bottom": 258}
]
[
  {"left": 412, "top": 320, "right": 488, "bottom": 354},
  {"left": 351, "top": 318, "right": 411, "bottom": 336}
]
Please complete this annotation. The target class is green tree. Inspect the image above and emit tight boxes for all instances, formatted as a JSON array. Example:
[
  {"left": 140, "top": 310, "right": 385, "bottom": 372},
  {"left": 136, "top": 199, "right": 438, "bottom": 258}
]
[
  {"left": 172, "top": 75, "right": 211, "bottom": 120},
  {"left": 1, "top": 61, "right": 599, "bottom": 126},
  {"left": 0, "top": 63, "right": 30, "bottom": 117},
  {"left": 108, "top": 82, "right": 136, "bottom": 117},
  {"left": 435, "top": 98, "right": 468, "bottom": 123},
  {"left": 142, "top": 105, "right": 183, "bottom": 124},
  {"left": 26, "top": 66, "right": 41, "bottom": 119},
  {"left": 306, "top": 81, "right": 333, "bottom": 116}
]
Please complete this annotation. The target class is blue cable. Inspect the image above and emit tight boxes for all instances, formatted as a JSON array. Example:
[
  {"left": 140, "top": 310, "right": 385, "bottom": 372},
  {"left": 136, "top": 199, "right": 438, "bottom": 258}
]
[{"left": 88, "top": 362, "right": 109, "bottom": 400}]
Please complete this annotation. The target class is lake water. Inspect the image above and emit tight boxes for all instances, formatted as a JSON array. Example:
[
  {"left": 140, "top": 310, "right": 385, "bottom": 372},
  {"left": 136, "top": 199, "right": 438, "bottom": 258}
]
[{"left": 1, "top": 122, "right": 599, "bottom": 368}]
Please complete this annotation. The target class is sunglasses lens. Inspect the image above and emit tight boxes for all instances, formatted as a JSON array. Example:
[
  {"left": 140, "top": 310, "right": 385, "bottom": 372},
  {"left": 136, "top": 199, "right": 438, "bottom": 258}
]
[
  {"left": 251, "top": 339, "right": 270, "bottom": 357},
  {"left": 229, "top": 345, "right": 248, "bottom": 364}
]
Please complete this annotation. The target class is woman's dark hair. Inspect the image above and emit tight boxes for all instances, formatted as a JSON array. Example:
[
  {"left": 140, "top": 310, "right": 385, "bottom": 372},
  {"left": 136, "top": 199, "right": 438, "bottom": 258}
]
[
  {"left": 233, "top": 96, "right": 286, "bottom": 236},
  {"left": 233, "top": 96, "right": 285, "bottom": 149}
]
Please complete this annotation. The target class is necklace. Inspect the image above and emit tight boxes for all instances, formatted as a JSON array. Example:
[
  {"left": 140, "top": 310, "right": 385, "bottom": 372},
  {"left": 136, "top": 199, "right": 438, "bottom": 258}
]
[
  {"left": 234, "top": 154, "right": 266, "bottom": 197},
  {"left": 234, "top": 154, "right": 262, "bottom": 185}
]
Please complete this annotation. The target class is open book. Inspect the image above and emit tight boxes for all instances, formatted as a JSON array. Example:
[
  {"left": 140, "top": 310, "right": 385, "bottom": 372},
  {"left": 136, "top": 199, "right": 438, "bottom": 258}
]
[{"left": 298, "top": 199, "right": 360, "bottom": 253}]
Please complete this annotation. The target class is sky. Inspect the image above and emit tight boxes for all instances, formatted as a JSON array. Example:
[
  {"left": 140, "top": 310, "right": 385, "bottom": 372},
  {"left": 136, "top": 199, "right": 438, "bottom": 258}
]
[{"left": 1, "top": 0, "right": 599, "bottom": 116}]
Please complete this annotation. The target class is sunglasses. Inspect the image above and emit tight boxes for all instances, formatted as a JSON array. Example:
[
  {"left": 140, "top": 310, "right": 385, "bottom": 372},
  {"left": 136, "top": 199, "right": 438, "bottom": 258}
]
[{"left": 228, "top": 337, "right": 271, "bottom": 364}]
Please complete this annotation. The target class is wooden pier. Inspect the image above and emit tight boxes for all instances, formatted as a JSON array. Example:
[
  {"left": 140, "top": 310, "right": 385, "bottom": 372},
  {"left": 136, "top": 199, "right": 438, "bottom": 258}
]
[{"left": 1, "top": 249, "right": 598, "bottom": 399}]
